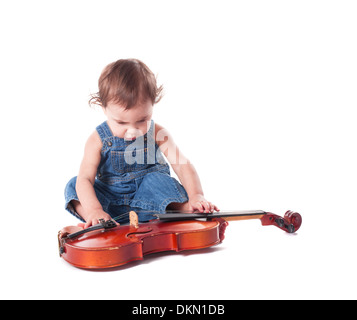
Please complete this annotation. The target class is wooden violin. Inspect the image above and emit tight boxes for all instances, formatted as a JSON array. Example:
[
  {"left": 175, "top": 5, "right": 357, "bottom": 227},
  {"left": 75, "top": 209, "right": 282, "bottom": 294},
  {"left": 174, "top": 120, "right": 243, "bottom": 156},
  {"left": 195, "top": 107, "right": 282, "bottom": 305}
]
[{"left": 58, "top": 209, "right": 302, "bottom": 269}]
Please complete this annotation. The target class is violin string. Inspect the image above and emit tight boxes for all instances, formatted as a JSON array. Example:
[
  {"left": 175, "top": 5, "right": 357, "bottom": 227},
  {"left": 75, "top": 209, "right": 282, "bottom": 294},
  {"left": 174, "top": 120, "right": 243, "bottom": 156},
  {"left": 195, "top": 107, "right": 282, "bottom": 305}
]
[
  {"left": 112, "top": 212, "right": 130, "bottom": 221},
  {"left": 109, "top": 209, "right": 245, "bottom": 222},
  {"left": 110, "top": 209, "right": 181, "bottom": 222},
  {"left": 111, "top": 210, "right": 162, "bottom": 222},
  {"left": 110, "top": 209, "right": 194, "bottom": 222}
]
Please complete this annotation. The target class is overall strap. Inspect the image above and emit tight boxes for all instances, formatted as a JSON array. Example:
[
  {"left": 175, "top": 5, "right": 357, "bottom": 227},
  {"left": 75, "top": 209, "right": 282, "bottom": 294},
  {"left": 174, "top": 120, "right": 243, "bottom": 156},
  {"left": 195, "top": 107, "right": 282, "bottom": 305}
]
[{"left": 96, "top": 121, "right": 113, "bottom": 142}]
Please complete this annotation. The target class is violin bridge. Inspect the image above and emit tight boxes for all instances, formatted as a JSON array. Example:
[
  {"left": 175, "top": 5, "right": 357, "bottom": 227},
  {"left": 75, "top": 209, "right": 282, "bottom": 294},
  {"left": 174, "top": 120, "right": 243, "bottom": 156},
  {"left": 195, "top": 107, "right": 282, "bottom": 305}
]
[{"left": 129, "top": 210, "right": 139, "bottom": 229}]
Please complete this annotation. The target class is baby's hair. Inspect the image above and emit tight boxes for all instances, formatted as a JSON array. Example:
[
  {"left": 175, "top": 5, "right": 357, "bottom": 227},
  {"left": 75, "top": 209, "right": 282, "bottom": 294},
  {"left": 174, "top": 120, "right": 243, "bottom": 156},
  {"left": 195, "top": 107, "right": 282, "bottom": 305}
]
[{"left": 89, "top": 59, "right": 163, "bottom": 109}]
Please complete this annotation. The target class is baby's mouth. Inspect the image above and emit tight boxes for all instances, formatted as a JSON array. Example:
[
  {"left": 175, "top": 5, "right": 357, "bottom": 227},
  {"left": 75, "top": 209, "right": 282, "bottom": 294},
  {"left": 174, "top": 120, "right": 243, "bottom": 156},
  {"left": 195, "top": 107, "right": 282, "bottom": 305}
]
[{"left": 124, "top": 136, "right": 136, "bottom": 141}]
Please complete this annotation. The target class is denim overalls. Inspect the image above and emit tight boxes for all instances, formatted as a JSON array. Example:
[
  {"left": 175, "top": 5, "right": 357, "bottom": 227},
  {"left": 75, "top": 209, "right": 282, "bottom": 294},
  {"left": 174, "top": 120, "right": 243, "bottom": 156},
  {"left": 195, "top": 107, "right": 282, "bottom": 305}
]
[{"left": 64, "top": 120, "right": 188, "bottom": 224}]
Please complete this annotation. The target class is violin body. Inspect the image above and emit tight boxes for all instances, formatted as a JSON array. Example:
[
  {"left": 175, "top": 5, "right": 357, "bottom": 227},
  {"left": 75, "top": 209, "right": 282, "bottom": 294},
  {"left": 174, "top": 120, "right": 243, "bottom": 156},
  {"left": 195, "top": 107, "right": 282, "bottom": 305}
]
[
  {"left": 58, "top": 210, "right": 301, "bottom": 269},
  {"left": 59, "top": 218, "right": 228, "bottom": 269}
]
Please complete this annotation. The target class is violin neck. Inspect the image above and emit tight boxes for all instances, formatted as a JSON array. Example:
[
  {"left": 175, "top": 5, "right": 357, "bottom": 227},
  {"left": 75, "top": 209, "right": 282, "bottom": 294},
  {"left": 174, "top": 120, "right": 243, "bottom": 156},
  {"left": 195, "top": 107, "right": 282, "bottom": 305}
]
[
  {"left": 218, "top": 210, "right": 266, "bottom": 222},
  {"left": 155, "top": 210, "right": 301, "bottom": 234},
  {"left": 154, "top": 210, "right": 266, "bottom": 222}
]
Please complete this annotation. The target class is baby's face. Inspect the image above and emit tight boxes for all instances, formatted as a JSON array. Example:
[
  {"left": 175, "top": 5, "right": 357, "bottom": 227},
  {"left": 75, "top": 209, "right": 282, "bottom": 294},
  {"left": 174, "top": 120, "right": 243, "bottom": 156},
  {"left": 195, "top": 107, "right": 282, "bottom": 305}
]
[{"left": 103, "top": 100, "right": 153, "bottom": 140}]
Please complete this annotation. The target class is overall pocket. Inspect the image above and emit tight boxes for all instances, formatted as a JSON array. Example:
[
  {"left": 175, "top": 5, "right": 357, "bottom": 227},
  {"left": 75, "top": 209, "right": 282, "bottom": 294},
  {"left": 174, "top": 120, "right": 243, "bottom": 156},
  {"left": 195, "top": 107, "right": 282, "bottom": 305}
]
[{"left": 111, "top": 148, "right": 149, "bottom": 173}]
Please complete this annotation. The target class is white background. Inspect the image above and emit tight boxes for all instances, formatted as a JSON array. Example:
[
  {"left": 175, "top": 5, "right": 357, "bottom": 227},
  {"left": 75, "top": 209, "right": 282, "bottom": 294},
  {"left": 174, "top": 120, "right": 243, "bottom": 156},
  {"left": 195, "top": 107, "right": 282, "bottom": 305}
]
[{"left": 1, "top": 0, "right": 356, "bottom": 300}]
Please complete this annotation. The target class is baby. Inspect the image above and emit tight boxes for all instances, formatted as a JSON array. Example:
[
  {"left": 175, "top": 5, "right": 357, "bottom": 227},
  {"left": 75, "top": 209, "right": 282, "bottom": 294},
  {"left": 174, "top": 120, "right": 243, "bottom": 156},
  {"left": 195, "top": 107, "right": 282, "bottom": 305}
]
[{"left": 64, "top": 59, "right": 219, "bottom": 228}]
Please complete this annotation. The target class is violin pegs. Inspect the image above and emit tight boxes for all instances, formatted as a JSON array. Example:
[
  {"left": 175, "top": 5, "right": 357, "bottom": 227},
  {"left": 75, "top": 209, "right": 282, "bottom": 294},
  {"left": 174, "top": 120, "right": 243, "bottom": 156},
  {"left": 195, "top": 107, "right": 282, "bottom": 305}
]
[
  {"left": 287, "top": 224, "right": 295, "bottom": 233},
  {"left": 275, "top": 217, "right": 295, "bottom": 233},
  {"left": 261, "top": 211, "right": 301, "bottom": 233},
  {"left": 275, "top": 218, "right": 285, "bottom": 228}
]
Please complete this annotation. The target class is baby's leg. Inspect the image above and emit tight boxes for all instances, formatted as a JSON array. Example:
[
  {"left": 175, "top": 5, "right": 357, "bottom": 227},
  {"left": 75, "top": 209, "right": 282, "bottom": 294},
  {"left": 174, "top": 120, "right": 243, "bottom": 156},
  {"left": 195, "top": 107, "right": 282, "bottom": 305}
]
[
  {"left": 166, "top": 201, "right": 190, "bottom": 212},
  {"left": 132, "top": 171, "right": 189, "bottom": 216},
  {"left": 65, "top": 176, "right": 111, "bottom": 223},
  {"left": 70, "top": 200, "right": 85, "bottom": 217}
]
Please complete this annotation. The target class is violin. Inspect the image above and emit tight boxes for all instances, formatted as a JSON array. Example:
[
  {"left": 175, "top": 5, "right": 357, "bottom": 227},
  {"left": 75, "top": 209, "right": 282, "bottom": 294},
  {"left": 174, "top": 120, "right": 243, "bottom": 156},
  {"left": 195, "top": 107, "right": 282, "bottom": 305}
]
[{"left": 58, "top": 209, "right": 302, "bottom": 269}]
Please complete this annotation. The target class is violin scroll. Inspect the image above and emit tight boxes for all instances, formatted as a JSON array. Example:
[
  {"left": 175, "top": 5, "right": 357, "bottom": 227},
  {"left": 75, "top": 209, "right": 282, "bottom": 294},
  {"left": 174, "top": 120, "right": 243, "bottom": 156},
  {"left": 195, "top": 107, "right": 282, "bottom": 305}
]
[
  {"left": 284, "top": 210, "right": 302, "bottom": 232},
  {"left": 261, "top": 210, "right": 302, "bottom": 233}
]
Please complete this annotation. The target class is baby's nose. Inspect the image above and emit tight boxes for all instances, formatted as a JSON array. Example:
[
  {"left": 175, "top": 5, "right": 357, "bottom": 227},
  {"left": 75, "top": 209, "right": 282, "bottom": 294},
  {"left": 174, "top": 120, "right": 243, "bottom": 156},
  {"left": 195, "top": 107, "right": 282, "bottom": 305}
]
[{"left": 124, "top": 128, "right": 142, "bottom": 140}]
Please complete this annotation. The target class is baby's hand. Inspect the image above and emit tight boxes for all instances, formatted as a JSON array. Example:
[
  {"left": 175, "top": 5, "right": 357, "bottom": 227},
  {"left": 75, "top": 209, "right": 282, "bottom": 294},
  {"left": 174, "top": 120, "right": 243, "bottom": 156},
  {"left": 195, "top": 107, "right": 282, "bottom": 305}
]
[
  {"left": 188, "top": 194, "right": 220, "bottom": 213},
  {"left": 83, "top": 210, "right": 116, "bottom": 229}
]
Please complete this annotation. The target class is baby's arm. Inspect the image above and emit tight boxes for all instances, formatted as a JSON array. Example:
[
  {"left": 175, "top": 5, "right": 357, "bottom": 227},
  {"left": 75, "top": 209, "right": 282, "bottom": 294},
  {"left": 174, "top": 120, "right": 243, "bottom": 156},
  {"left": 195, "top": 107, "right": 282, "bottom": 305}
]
[
  {"left": 155, "top": 124, "right": 219, "bottom": 213},
  {"left": 75, "top": 131, "right": 112, "bottom": 228}
]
